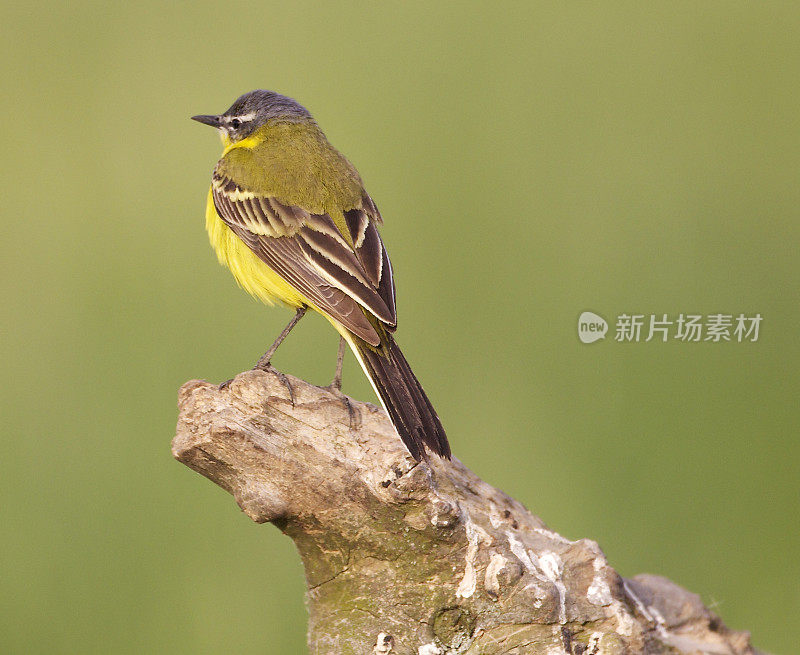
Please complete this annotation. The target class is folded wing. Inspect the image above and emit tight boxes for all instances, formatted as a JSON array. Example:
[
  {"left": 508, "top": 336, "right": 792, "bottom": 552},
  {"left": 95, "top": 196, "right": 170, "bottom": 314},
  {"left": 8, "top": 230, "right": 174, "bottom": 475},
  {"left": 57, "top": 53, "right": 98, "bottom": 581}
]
[{"left": 211, "top": 171, "right": 397, "bottom": 346}]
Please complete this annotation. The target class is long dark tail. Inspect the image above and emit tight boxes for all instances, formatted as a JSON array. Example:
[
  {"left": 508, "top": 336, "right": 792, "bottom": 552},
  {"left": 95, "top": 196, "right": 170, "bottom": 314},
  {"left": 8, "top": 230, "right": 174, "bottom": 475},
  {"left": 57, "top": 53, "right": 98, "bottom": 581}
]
[{"left": 354, "top": 336, "right": 451, "bottom": 461}]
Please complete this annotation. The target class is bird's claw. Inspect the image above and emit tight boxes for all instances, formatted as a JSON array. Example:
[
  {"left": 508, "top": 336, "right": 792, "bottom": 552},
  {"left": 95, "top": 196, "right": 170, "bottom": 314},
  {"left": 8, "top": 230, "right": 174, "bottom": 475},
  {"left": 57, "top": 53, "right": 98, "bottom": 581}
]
[
  {"left": 273, "top": 369, "right": 296, "bottom": 406},
  {"left": 251, "top": 362, "right": 296, "bottom": 405},
  {"left": 325, "top": 385, "right": 359, "bottom": 430}
]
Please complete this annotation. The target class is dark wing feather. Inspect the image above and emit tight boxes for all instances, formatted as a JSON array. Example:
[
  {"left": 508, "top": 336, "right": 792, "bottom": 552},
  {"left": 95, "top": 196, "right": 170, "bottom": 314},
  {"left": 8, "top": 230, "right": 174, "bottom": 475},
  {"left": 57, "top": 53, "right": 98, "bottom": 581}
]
[
  {"left": 343, "top": 199, "right": 396, "bottom": 327},
  {"left": 211, "top": 173, "right": 395, "bottom": 343}
]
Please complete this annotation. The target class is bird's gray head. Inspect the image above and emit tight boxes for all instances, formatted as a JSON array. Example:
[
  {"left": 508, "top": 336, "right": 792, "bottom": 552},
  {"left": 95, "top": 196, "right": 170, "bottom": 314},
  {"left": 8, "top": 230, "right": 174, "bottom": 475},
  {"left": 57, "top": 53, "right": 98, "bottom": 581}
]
[{"left": 192, "top": 90, "right": 313, "bottom": 142}]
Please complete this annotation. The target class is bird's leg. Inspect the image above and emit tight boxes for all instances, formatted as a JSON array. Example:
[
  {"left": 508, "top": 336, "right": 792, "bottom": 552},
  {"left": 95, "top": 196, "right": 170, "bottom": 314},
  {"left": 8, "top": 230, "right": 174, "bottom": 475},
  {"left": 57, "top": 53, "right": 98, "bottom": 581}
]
[
  {"left": 254, "top": 306, "right": 307, "bottom": 370},
  {"left": 326, "top": 336, "right": 359, "bottom": 429},
  {"left": 329, "top": 336, "right": 347, "bottom": 391},
  {"left": 220, "top": 307, "right": 308, "bottom": 391}
]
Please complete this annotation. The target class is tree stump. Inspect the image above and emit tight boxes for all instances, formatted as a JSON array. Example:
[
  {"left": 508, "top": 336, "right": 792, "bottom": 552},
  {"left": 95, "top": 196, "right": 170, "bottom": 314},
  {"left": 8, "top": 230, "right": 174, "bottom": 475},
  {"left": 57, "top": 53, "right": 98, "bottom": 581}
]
[{"left": 173, "top": 368, "right": 760, "bottom": 655}]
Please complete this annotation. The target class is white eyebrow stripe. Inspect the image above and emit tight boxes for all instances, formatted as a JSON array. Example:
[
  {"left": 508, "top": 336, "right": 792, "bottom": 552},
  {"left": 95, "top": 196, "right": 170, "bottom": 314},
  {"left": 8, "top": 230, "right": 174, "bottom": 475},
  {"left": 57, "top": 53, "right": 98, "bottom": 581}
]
[{"left": 224, "top": 112, "right": 256, "bottom": 123}]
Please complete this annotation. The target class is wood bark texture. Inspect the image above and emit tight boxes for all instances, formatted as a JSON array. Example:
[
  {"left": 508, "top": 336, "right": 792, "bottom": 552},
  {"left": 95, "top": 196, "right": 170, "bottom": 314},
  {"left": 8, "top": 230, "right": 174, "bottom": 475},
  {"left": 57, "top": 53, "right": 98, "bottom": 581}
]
[{"left": 173, "top": 368, "right": 761, "bottom": 655}]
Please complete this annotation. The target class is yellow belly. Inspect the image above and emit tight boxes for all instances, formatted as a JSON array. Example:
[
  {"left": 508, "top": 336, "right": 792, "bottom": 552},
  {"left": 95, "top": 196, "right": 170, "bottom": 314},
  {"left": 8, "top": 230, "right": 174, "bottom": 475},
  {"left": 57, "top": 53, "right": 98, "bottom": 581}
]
[{"left": 205, "top": 188, "right": 306, "bottom": 308}]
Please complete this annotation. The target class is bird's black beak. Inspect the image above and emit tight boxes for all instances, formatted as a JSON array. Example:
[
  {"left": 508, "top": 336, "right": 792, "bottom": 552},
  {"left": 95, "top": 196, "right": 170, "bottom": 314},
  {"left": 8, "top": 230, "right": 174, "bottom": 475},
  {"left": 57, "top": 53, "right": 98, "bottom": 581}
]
[{"left": 191, "top": 114, "right": 222, "bottom": 127}]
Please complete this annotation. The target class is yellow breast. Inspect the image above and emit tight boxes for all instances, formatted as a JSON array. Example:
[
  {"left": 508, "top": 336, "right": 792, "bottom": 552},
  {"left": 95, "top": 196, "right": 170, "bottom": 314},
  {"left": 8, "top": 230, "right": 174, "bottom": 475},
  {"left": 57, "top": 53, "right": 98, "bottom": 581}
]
[{"left": 204, "top": 188, "right": 306, "bottom": 308}]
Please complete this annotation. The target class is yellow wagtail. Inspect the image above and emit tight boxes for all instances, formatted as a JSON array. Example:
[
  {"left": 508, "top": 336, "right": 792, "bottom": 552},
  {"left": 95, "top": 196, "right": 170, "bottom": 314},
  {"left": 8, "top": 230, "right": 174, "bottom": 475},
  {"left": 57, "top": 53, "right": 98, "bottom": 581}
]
[{"left": 192, "top": 90, "right": 450, "bottom": 461}]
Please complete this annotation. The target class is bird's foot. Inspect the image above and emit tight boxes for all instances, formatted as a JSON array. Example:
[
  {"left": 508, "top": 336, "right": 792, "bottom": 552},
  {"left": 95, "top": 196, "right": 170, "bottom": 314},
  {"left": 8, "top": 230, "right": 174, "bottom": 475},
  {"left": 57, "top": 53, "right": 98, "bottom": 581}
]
[
  {"left": 220, "top": 360, "right": 274, "bottom": 390},
  {"left": 325, "top": 384, "right": 360, "bottom": 430},
  {"left": 253, "top": 363, "right": 296, "bottom": 406},
  {"left": 253, "top": 360, "right": 273, "bottom": 373}
]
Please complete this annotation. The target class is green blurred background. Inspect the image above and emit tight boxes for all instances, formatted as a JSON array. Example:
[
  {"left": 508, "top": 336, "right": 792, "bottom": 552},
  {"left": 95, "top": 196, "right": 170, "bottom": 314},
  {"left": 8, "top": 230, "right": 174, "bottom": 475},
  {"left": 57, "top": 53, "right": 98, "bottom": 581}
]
[{"left": 2, "top": 2, "right": 797, "bottom": 653}]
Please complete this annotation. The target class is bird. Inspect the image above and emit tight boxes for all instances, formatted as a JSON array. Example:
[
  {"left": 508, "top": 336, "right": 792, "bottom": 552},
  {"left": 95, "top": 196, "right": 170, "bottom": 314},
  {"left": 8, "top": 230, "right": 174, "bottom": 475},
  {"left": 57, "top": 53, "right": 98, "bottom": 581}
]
[{"left": 192, "top": 90, "right": 450, "bottom": 461}]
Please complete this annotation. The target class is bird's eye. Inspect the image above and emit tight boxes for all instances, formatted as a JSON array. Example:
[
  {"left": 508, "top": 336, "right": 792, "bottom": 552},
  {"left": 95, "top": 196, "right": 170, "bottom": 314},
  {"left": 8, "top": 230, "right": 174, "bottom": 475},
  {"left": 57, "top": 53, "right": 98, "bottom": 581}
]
[{"left": 230, "top": 118, "right": 241, "bottom": 128}]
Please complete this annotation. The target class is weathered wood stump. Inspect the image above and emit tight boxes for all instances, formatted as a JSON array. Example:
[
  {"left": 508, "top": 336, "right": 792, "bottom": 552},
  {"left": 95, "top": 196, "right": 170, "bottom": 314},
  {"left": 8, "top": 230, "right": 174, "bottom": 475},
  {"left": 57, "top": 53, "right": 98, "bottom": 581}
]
[{"left": 173, "top": 368, "right": 760, "bottom": 655}]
